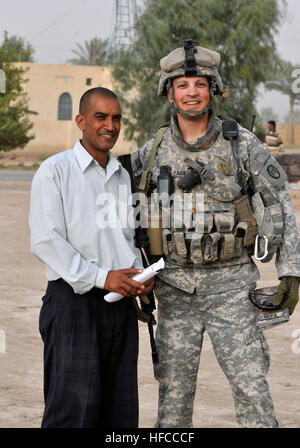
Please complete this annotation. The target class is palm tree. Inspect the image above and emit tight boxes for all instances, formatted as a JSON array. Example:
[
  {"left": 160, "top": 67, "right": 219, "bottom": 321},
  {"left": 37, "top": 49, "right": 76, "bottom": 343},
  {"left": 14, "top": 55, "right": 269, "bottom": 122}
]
[
  {"left": 265, "top": 60, "right": 300, "bottom": 144},
  {"left": 67, "top": 37, "right": 109, "bottom": 66}
]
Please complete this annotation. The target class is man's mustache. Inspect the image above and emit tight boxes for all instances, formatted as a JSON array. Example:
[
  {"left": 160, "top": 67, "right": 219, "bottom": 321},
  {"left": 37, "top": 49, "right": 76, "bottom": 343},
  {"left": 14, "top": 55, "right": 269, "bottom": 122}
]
[{"left": 98, "top": 131, "right": 116, "bottom": 137}]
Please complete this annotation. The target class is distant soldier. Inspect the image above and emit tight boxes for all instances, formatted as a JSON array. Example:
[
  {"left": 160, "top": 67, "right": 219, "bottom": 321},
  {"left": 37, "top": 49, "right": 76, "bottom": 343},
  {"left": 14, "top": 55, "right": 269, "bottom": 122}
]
[{"left": 265, "top": 120, "right": 284, "bottom": 152}]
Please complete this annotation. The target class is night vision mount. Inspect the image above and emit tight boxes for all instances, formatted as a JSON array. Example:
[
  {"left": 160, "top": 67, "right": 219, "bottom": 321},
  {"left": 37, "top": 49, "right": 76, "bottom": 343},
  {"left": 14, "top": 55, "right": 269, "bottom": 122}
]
[{"left": 183, "top": 39, "right": 197, "bottom": 77}]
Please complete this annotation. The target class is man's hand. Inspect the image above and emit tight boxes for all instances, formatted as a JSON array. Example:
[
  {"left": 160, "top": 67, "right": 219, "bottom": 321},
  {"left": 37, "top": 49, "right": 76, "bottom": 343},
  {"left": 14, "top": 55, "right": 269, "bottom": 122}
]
[
  {"left": 104, "top": 268, "right": 152, "bottom": 298},
  {"left": 140, "top": 277, "right": 155, "bottom": 297}
]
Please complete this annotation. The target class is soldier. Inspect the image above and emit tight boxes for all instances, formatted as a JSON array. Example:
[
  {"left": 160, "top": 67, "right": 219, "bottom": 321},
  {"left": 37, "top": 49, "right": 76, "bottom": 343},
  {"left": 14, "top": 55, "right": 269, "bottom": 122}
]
[
  {"left": 265, "top": 120, "right": 284, "bottom": 152},
  {"left": 131, "top": 41, "right": 300, "bottom": 428}
]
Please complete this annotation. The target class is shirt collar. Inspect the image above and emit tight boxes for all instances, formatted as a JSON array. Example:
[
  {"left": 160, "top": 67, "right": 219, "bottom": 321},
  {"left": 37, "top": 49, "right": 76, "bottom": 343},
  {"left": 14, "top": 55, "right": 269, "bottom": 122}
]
[
  {"left": 73, "top": 140, "right": 122, "bottom": 177},
  {"left": 106, "top": 152, "right": 123, "bottom": 180},
  {"left": 74, "top": 140, "right": 94, "bottom": 172}
]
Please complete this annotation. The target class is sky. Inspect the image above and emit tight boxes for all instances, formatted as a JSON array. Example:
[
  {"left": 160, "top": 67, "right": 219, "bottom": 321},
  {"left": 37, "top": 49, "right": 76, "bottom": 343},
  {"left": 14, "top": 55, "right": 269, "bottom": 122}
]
[{"left": 0, "top": 0, "right": 299, "bottom": 121}]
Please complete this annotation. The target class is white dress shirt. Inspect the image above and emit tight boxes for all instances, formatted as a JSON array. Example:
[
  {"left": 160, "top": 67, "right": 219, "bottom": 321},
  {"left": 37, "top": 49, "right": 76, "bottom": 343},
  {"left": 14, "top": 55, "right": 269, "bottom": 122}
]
[{"left": 29, "top": 140, "right": 143, "bottom": 294}]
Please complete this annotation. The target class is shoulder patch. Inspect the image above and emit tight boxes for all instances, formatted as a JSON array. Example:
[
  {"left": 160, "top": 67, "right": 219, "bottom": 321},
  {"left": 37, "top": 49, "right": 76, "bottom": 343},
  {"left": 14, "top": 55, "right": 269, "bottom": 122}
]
[
  {"left": 258, "top": 156, "right": 287, "bottom": 190},
  {"left": 267, "top": 164, "right": 281, "bottom": 179}
]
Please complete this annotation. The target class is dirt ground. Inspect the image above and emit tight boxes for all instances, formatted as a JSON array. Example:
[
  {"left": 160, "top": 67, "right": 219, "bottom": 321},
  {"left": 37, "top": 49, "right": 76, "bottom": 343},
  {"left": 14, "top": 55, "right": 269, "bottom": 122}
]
[{"left": 0, "top": 176, "right": 299, "bottom": 428}]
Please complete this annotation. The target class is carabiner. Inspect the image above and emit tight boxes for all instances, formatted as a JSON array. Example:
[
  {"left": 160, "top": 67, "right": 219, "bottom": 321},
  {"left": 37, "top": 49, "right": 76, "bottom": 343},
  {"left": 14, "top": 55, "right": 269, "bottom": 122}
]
[{"left": 254, "top": 235, "right": 269, "bottom": 261}]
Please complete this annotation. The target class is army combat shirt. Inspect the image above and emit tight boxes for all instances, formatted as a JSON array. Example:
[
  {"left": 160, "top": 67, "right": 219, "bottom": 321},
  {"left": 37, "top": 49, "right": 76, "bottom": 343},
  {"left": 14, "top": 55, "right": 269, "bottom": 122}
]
[{"left": 132, "top": 116, "right": 300, "bottom": 295}]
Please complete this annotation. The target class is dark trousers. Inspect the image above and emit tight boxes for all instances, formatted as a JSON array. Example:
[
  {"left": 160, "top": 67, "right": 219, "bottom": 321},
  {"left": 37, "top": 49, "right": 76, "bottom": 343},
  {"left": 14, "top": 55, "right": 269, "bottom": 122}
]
[{"left": 39, "top": 279, "right": 139, "bottom": 428}]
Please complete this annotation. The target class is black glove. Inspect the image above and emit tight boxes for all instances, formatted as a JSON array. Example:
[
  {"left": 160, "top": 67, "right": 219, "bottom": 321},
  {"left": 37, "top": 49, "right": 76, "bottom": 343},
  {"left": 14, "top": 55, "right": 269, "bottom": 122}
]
[{"left": 273, "top": 276, "right": 300, "bottom": 315}]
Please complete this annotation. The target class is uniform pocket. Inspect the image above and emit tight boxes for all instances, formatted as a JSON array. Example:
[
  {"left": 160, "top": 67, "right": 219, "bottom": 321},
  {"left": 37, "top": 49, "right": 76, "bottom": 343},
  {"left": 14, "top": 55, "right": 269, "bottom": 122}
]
[
  {"left": 243, "top": 325, "right": 270, "bottom": 373},
  {"left": 166, "top": 232, "right": 188, "bottom": 266},
  {"left": 39, "top": 293, "right": 54, "bottom": 342},
  {"left": 244, "top": 325, "right": 260, "bottom": 345},
  {"left": 42, "top": 293, "right": 52, "bottom": 305}
]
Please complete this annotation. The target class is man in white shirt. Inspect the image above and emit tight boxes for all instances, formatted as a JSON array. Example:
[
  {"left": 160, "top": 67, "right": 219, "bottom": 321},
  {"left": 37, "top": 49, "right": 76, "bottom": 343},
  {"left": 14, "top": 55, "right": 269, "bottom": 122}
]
[{"left": 29, "top": 87, "right": 154, "bottom": 428}]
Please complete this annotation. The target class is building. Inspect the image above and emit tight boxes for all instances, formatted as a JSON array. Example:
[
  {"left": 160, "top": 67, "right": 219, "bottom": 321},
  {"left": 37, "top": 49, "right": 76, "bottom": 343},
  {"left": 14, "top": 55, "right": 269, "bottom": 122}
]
[
  {"left": 10, "top": 63, "right": 300, "bottom": 161},
  {"left": 15, "top": 62, "right": 134, "bottom": 156}
]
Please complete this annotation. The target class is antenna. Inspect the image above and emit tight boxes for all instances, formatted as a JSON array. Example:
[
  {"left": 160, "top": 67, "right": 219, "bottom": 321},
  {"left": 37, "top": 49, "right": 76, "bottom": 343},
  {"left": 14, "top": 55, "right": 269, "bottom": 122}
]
[{"left": 106, "top": 0, "right": 137, "bottom": 61}]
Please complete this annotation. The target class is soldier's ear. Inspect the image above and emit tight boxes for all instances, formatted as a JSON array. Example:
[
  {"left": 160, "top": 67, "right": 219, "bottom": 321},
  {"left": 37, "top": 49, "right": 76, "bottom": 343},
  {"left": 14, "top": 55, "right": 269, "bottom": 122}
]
[{"left": 167, "top": 90, "right": 173, "bottom": 104}]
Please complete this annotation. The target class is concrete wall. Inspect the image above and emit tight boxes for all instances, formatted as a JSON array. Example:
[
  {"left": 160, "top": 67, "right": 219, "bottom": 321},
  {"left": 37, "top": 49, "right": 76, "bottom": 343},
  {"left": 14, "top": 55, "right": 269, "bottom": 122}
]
[
  {"left": 277, "top": 124, "right": 300, "bottom": 145},
  {"left": 273, "top": 152, "right": 300, "bottom": 183},
  {"left": 15, "top": 62, "right": 135, "bottom": 156}
]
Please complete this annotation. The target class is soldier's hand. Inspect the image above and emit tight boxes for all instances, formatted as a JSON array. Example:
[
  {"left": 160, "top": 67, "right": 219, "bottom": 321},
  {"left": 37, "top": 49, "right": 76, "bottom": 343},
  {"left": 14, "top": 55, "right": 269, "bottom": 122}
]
[
  {"left": 273, "top": 276, "right": 300, "bottom": 315},
  {"left": 132, "top": 297, "right": 151, "bottom": 323},
  {"left": 139, "top": 295, "right": 150, "bottom": 305},
  {"left": 104, "top": 268, "right": 145, "bottom": 297}
]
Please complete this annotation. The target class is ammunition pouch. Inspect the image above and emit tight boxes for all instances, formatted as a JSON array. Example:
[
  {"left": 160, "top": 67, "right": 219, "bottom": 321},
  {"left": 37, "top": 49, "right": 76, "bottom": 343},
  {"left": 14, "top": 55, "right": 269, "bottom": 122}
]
[
  {"left": 234, "top": 195, "right": 258, "bottom": 247},
  {"left": 146, "top": 164, "right": 284, "bottom": 265},
  {"left": 248, "top": 145, "right": 286, "bottom": 261},
  {"left": 149, "top": 160, "right": 258, "bottom": 265},
  {"left": 202, "top": 232, "right": 220, "bottom": 263},
  {"left": 251, "top": 192, "right": 284, "bottom": 262},
  {"left": 160, "top": 209, "right": 252, "bottom": 266}
]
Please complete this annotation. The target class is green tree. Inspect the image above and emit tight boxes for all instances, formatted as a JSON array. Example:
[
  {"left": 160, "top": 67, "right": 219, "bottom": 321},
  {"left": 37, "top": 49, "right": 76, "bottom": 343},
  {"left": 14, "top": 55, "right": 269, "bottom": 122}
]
[
  {"left": 265, "top": 60, "right": 300, "bottom": 143},
  {"left": 113, "top": 0, "right": 286, "bottom": 147},
  {"left": 67, "top": 37, "right": 111, "bottom": 66},
  {"left": 0, "top": 32, "right": 36, "bottom": 152},
  {"left": 0, "top": 31, "right": 34, "bottom": 62},
  {"left": 259, "top": 106, "right": 279, "bottom": 128}
]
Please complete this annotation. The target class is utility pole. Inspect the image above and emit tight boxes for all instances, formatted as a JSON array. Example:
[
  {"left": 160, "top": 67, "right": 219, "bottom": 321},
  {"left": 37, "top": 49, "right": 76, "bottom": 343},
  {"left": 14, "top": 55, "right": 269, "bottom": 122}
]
[{"left": 106, "top": 0, "right": 137, "bottom": 62}]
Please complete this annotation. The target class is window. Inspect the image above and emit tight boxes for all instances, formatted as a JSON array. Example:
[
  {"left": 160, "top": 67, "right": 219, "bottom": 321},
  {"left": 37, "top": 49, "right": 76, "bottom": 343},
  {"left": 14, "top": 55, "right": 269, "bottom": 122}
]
[
  {"left": 58, "top": 92, "right": 72, "bottom": 120},
  {"left": 86, "top": 78, "right": 92, "bottom": 86}
]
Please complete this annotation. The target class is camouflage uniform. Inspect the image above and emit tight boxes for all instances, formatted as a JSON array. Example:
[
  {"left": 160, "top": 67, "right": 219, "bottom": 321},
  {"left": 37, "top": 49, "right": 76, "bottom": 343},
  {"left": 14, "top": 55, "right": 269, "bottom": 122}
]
[
  {"left": 154, "top": 280, "right": 273, "bottom": 428},
  {"left": 131, "top": 44, "right": 300, "bottom": 428}
]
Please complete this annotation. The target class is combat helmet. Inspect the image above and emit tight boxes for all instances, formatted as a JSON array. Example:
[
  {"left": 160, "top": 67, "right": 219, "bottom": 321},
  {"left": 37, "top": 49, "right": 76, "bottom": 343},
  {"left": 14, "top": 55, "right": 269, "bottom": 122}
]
[{"left": 158, "top": 39, "right": 229, "bottom": 119}]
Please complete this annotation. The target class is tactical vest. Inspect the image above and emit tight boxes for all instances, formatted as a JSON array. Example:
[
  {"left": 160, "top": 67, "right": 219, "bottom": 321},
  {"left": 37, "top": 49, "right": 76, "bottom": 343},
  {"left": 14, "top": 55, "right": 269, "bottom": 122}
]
[{"left": 137, "top": 119, "right": 287, "bottom": 268}]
